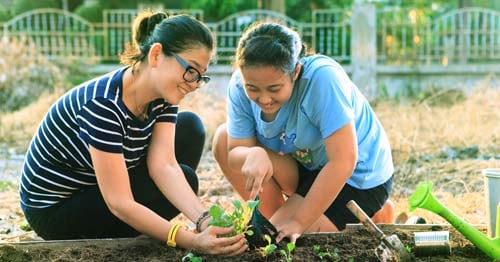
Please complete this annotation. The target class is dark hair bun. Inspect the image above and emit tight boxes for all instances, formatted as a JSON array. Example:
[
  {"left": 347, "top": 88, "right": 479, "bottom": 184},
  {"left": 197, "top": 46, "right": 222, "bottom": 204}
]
[{"left": 136, "top": 12, "right": 167, "bottom": 46}]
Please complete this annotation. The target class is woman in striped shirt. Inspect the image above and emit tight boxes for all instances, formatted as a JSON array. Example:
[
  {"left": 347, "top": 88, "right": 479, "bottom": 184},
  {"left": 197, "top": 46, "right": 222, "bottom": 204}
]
[{"left": 20, "top": 11, "right": 247, "bottom": 256}]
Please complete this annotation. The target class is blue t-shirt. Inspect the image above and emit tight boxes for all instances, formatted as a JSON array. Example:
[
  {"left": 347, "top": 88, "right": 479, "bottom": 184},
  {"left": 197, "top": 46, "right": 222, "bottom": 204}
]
[{"left": 227, "top": 55, "right": 393, "bottom": 189}]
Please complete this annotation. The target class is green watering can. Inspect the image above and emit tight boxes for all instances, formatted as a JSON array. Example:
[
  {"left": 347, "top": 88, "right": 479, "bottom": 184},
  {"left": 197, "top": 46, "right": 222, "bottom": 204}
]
[{"left": 408, "top": 182, "right": 500, "bottom": 260}]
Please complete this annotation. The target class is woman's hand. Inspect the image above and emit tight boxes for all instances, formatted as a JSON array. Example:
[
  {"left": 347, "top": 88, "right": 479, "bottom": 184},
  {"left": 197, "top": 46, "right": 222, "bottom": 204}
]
[
  {"left": 193, "top": 226, "right": 248, "bottom": 256},
  {"left": 241, "top": 147, "right": 273, "bottom": 200},
  {"left": 274, "top": 218, "right": 304, "bottom": 244}
]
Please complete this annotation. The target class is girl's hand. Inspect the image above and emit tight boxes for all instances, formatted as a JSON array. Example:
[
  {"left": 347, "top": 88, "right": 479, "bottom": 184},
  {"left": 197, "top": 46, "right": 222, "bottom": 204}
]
[
  {"left": 193, "top": 226, "right": 248, "bottom": 256},
  {"left": 274, "top": 219, "right": 304, "bottom": 244},
  {"left": 242, "top": 147, "right": 273, "bottom": 200}
]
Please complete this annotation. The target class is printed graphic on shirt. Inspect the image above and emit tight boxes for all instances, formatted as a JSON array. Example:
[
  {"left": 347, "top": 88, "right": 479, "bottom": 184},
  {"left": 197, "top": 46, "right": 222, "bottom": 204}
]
[
  {"left": 280, "top": 132, "right": 313, "bottom": 168},
  {"left": 292, "top": 148, "right": 313, "bottom": 165}
]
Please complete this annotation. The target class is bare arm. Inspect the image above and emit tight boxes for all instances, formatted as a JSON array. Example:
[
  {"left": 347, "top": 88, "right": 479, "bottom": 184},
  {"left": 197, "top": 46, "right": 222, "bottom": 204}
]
[
  {"left": 89, "top": 145, "right": 198, "bottom": 248},
  {"left": 146, "top": 122, "right": 206, "bottom": 223},
  {"left": 90, "top": 122, "right": 247, "bottom": 254},
  {"left": 227, "top": 136, "right": 274, "bottom": 200},
  {"left": 293, "top": 122, "right": 357, "bottom": 229}
]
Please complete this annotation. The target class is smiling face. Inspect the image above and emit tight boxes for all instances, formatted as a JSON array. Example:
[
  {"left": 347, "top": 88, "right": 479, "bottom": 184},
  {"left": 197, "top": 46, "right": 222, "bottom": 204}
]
[
  {"left": 240, "top": 65, "right": 300, "bottom": 120},
  {"left": 150, "top": 45, "right": 211, "bottom": 105}
]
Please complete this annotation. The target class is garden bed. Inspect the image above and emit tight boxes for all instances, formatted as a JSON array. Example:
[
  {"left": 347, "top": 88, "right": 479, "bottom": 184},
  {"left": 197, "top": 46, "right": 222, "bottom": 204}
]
[{"left": 0, "top": 224, "right": 490, "bottom": 262}]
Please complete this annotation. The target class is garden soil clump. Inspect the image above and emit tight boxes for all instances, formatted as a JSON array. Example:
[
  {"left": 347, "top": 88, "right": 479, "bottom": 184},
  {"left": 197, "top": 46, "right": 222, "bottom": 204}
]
[{"left": 0, "top": 225, "right": 490, "bottom": 262}]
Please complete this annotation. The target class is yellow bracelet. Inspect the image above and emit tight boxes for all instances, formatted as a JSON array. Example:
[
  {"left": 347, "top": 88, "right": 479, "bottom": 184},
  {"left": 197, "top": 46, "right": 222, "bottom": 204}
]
[{"left": 167, "top": 223, "right": 182, "bottom": 247}]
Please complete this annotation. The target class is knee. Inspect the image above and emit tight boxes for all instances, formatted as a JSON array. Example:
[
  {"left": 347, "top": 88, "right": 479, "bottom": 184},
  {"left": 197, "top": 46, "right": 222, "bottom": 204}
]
[
  {"left": 177, "top": 111, "right": 206, "bottom": 142},
  {"left": 372, "top": 199, "right": 395, "bottom": 224},
  {"left": 211, "top": 123, "right": 228, "bottom": 161},
  {"left": 180, "top": 164, "right": 199, "bottom": 194}
]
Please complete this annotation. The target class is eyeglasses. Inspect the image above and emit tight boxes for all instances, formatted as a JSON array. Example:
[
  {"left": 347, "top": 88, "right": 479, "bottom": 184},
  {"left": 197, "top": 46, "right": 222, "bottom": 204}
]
[{"left": 172, "top": 53, "right": 210, "bottom": 87}]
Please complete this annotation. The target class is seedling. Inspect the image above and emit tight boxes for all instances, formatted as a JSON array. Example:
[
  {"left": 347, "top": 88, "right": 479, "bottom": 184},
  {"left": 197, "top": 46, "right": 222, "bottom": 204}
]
[
  {"left": 261, "top": 234, "right": 277, "bottom": 256},
  {"left": 313, "top": 245, "right": 339, "bottom": 260},
  {"left": 208, "top": 199, "right": 259, "bottom": 236},
  {"left": 279, "top": 242, "right": 296, "bottom": 262},
  {"left": 182, "top": 252, "right": 202, "bottom": 262}
]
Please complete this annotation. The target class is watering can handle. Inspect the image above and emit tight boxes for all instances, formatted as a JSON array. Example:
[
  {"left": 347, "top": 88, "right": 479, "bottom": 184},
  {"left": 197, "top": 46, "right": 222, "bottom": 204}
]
[{"left": 346, "top": 200, "right": 385, "bottom": 239}]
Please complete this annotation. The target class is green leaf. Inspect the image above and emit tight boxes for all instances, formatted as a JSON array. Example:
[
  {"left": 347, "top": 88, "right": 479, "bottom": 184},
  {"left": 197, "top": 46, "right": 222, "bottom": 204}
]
[
  {"left": 247, "top": 200, "right": 260, "bottom": 209},
  {"left": 265, "top": 234, "right": 272, "bottom": 244},
  {"left": 208, "top": 205, "right": 223, "bottom": 219},
  {"left": 233, "top": 199, "right": 243, "bottom": 210},
  {"left": 182, "top": 252, "right": 203, "bottom": 262},
  {"left": 263, "top": 244, "right": 277, "bottom": 255}
]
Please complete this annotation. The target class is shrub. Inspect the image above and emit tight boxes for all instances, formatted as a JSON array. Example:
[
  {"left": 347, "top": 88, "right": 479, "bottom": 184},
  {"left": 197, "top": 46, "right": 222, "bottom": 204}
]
[
  {"left": 0, "top": 4, "right": 11, "bottom": 22},
  {"left": 10, "top": 0, "right": 58, "bottom": 16},
  {"left": 74, "top": 2, "right": 104, "bottom": 23},
  {"left": 0, "top": 37, "right": 65, "bottom": 112}
]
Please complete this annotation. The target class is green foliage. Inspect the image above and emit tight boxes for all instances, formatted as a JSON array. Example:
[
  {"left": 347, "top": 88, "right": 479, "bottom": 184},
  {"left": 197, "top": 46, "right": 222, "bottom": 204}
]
[
  {"left": 19, "top": 222, "right": 32, "bottom": 231},
  {"left": 74, "top": 1, "right": 104, "bottom": 22},
  {"left": 51, "top": 60, "right": 102, "bottom": 89},
  {"left": 182, "top": 252, "right": 203, "bottom": 262},
  {"left": 0, "top": 4, "right": 11, "bottom": 21},
  {"left": 279, "top": 242, "right": 296, "bottom": 262},
  {"left": 11, "top": 0, "right": 58, "bottom": 16},
  {"left": 208, "top": 199, "right": 259, "bottom": 236},
  {"left": 313, "top": 245, "right": 339, "bottom": 260},
  {"left": 0, "top": 181, "right": 15, "bottom": 192},
  {"left": 0, "top": 37, "right": 66, "bottom": 112},
  {"left": 261, "top": 234, "right": 277, "bottom": 256},
  {"left": 65, "top": 0, "right": 85, "bottom": 11},
  {"left": 286, "top": 0, "right": 346, "bottom": 21},
  {"left": 183, "top": 0, "right": 257, "bottom": 22}
]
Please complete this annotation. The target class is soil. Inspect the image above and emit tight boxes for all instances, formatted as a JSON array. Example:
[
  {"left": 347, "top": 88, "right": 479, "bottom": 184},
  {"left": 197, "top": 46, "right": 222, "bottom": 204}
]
[{"left": 0, "top": 225, "right": 492, "bottom": 262}]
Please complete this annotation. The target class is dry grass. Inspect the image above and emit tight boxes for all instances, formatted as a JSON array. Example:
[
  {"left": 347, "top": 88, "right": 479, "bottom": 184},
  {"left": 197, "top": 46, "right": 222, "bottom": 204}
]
[
  {"left": 1, "top": 77, "right": 499, "bottom": 240},
  {"left": 180, "top": 88, "right": 227, "bottom": 151},
  {"left": 0, "top": 92, "right": 63, "bottom": 150},
  {"left": 378, "top": 86, "right": 500, "bottom": 162}
]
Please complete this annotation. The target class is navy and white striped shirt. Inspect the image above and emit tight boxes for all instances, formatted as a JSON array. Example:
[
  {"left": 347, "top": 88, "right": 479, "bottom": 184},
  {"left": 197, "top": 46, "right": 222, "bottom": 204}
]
[{"left": 20, "top": 67, "right": 178, "bottom": 211}]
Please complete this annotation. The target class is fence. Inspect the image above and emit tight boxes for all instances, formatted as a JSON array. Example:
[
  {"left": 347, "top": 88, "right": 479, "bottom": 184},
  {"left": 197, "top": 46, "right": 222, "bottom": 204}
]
[
  {"left": 378, "top": 6, "right": 500, "bottom": 65},
  {"left": 2, "top": 4, "right": 500, "bottom": 97}
]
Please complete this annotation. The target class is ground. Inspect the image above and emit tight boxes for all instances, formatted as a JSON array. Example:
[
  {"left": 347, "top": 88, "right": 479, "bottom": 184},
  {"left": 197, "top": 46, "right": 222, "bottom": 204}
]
[
  {"left": 0, "top": 153, "right": 497, "bottom": 261},
  {"left": 0, "top": 225, "right": 491, "bottom": 261},
  {"left": 1, "top": 88, "right": 500, "bottom": 261}
]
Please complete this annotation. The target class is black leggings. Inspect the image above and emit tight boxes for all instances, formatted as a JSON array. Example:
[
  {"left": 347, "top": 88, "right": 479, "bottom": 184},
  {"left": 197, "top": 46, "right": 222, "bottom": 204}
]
[{"left": 24, "top": 111, "right": 205, "bottom": 240}]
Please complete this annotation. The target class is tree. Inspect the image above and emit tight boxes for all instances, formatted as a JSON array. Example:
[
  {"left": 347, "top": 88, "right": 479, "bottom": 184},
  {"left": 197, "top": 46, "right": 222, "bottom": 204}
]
[
  {"left": 11, "top": 0, "right": 58, "bottom": 16},
  {"left": 258, "top": 0, "right": 285, "bottom": 13},
  {"left": 184, "top": 0, "right": 257, "bottom": 22}
]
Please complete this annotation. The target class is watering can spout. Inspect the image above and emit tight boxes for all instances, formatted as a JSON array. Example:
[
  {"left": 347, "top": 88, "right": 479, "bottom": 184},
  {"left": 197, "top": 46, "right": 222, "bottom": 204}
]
[{"left": 408, "top": 182, "right": 500, "bottom": 260}]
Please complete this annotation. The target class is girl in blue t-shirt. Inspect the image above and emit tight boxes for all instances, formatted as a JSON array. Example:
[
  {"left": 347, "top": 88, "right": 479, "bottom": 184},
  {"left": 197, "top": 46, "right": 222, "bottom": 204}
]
[
  {"left": 20, "top": 11, "right": 247, "bottom": 256},
  {"left": 212, "top": 22, "right": 395, "bottom": 243}
]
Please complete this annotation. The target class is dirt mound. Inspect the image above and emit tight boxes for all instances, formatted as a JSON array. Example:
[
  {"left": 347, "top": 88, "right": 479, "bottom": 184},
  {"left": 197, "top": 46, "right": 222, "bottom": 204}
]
[{"left": 0, "top": 225, "right": 490, "bottom": 262}]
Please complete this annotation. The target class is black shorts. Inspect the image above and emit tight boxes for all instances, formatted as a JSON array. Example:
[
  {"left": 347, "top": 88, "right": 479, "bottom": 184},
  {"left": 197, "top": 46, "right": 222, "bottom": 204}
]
[{"left": 296, "top": 164, "right": 393, "bottom": 230}]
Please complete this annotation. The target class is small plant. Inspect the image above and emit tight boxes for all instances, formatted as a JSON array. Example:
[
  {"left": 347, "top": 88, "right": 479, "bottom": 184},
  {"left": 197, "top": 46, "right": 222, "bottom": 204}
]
[
  {"left": 182, "top": 252, "right": 202, "bottom": 262},
  {"left": 261, "top": 234, "right": 277, "bottom": 256},
  {"left": 0, "top": 181, "right": 15, "bottom": 192},
  {"left": 313, "top": 245, "right": 339, "bottom": 260},
  {"left": 208, "top": 199, "right": 259, "bottom": 236},
  {"left": 405, "top": 245, "right": 412, "bottom": 253},
  {"left": 279, "top": 242, "right": 296, "bottom": 262}
]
